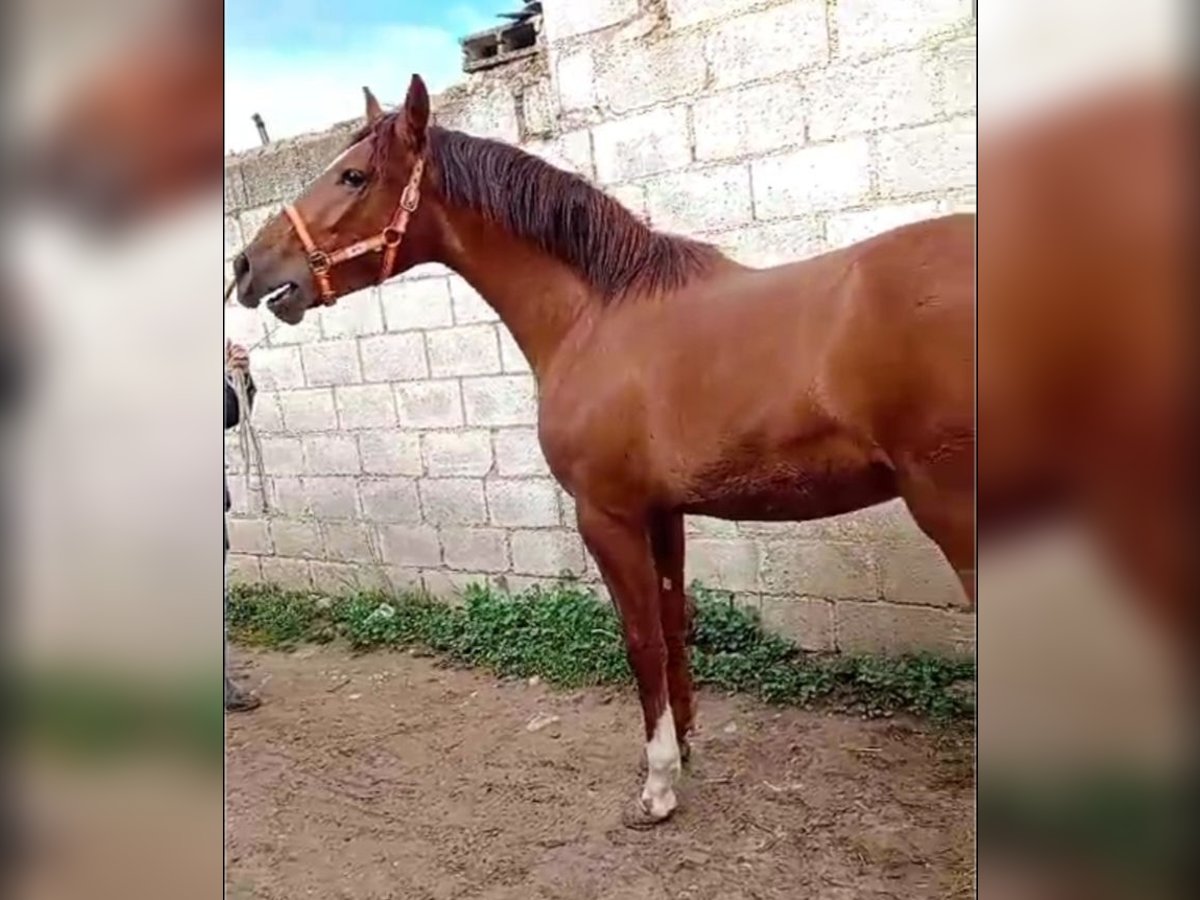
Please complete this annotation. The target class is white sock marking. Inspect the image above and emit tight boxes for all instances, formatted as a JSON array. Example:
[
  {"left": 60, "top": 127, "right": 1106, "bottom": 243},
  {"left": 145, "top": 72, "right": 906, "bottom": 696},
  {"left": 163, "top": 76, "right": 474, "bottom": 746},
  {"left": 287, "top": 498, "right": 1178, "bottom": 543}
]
[{"left": 640, "top": 707, "right": 681, "bottom": 820}]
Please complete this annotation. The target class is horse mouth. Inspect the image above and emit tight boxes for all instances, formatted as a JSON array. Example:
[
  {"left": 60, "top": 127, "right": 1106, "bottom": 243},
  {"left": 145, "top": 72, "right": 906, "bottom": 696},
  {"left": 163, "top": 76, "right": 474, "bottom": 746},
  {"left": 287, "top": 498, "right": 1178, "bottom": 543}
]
[{"left": 264, "top": 282, "right": 305, "bottom": 324}]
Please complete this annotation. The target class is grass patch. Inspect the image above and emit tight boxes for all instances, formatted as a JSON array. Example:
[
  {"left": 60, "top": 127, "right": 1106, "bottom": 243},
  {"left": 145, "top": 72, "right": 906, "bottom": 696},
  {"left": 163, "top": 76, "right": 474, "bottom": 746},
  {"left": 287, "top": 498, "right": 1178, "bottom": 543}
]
[{"left": 229, "top": 580, "right": 975, "bottom": 723}]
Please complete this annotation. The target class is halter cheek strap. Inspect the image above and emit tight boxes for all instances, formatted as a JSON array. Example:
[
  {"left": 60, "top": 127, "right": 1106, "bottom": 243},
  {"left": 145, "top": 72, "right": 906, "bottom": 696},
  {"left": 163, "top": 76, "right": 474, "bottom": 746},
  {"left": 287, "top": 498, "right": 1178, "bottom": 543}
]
[{"left": 283, "top": 157, "right": 426, "bottom": 306}]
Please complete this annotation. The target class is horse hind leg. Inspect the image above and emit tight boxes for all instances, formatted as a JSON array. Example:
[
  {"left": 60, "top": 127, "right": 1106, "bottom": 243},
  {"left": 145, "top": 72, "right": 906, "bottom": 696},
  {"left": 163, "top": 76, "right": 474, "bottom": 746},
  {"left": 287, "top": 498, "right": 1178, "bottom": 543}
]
[
  {"left": 576, "top": 502, "right": 682, "bottom": 827},
  {"left": 649, "top": 512, "right": 696, "bottom": 765}
]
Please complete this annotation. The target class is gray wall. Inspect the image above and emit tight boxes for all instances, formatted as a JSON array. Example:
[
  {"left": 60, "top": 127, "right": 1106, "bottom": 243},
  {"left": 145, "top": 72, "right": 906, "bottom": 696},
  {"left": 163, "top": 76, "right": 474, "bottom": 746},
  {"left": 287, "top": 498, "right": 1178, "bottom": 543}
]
[{"left": 224, "top": 0, "right": 976, "bottom": 655}]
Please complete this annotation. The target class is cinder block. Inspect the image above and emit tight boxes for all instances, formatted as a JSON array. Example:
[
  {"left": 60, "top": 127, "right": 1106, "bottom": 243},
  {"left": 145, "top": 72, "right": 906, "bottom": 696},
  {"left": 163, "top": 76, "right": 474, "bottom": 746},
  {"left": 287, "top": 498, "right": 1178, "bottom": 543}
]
[
  {"left": 685, "top": 516, "right": 739, "bottom": 539},
  {"left": 322, "top": 522, "right": 376, "bottom": 564},
  {"left": 760, "top": 596, "right": 835, "bottom": 652},
  {"left": 751, "top": 139, "right": 872, "bottom": 218},
  {"left": 593, "top": 106, "right": 692, "bottom": 183},
  {"left": 439, "top": 81, "right": 522, "bottom": 144},
  {"left": 258, "top": 437, "right": 304, "bottom": 476},
  {"left": 394, "top": 381, "right": 464, "bottom": 429},
  {"left": 930, "top": 35, "right": 976, "bottom": 115},
  {"left": 493, "top": 429, "right": 551, "bottom": 477},
  {"left": 359, "top": 332, "right": 428, "bottom": 382},
  {"left": 555, "top": 47, "right": 597, "bottom": 112},
  {"left": 376, "top": 525, "right": 443, "bottom": 568},
  {"left": 266, "top": 313, "right": 322, "bottom": 346},
  {"left": 521, "top": 80, "right": 556, "bottom": 138},
  {"left": 705, "top": 1, "right": 828, "bottom": 89},
  {"left": 224, "top": 306, "right": 268, "bottom": 349},
  {"left": 250, "top": 346, "right": 305, "bottom": 390},
  {"left": 380, "top": 278, "right": 454, "bottom": 331},
  {"left": 876, "top": 539, "right": 968, "bottom": 608},
  {"left": 486, "top": 479, "right": 560, "bottom": 527},
  {"left": 269, "top": 519, "right": 323, "bottom": 559},
  {"left": 278, "top": 389, "right": 336, "bottom": 432},
  {"left": 644, "top": 164, "right": 753, "bottom": 233},
  {"left": 524, "top": 130, "right": 595, "bottom": 179},
  {"left": 835, "top": 600, "right": 974, "bottom": 656},
  {"left": 425, "top": 326, "right": 502, "bottom": 377},
  {"left": 358, "top": 477, "right": 422, "bottom": 524},
  {"left": 248, "top": 391, "right": 285, "bottom": 432},
  {"left": 227, "top": 518, "right": 272, "bottom": 555},
  {"left": 685, "top": 538, "right": 760, "bottom": 592},
  {"left": 497, "top": 329, "right": 531, "bottom": 373},
  {"left": 423, "top": 431, "right": 494, "bottom": 477},
  {"left": 301, "top": 340, "right": 362, "bottom": 387},
  {"left": 510, "top": 530, "right": 587, "bottom": 577},
  {"left": 224, "top": 216, "right": 243, "bottom": 261},
  {"left": 759, "top": 540, "right": 878, "bottom": 600},
  {"left": 419, "top": 479, "right": 488, "bottom": 526},
  {"left": 301, "top": 434, "right": 361, "bottom": 475},
  {"left": 462, "top": 376, "right": 538, "bottom": 427},
  {"left": 440, "top": 527, "right": 510, "bottom": 572},
  {"left": 358, "top": 431, "right": 424, "bottom": 476},
  {"left": 607, "top": 183, "right": 648, "bottom": 220},
  {"left": 805, "top": 50, "right": 938, "bottom": 142},
  {"left": 319, "top": 287, "right": 385, "bottom": 338},
  {"left": 260, "top": 557, "right": 312, "bottom": 590},
  {"left": 709, "top": 218, "right": 824, "bottom": 268},
  {"left": 310, "top": 561, "right": 391, "bottom": 595},
  {"left": 667, "top": 0, "right": 762, "bottom": 28},
  {"left": 334, "top": 385, "right": 397, "bottom": 429},
  {"left": 875, "top": 116, "right": 975, "bottom": 197},
  {"left": 268, "top": 476, "right": 310, "bottom": 517},
  {"left": 543, "top": 0, "right": 639, "bottom": 41},
  {"left": 226, "top": 553, "right": 261, "bottom": 584},
  {"left": 825, "top": 200, "right": 941, "bottom": 249},
  {"left": 693, "top": 81, "right": 806, "bottom": 162},
  {"left": 836, "top": 0, "right": 973, "bottom": 59},
  {"left": 224, "top": 163, "right": 247, "bottom": 210},
  {"left": 449, "top": 276, "right": 498, "bottom": 325},
  {"left": 595, "top": 34, "right": 708, "bottom": 115},
  {"left": 303, "top": 476, "right": 359, "bottom": 520}
]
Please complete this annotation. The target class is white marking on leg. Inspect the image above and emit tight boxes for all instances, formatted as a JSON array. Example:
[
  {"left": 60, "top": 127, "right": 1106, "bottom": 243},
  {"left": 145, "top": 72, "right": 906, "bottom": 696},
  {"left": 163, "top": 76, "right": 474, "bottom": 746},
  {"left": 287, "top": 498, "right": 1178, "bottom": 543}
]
[
  {"left": 662, "top": 577, "right": 672, "bottom": 592},
  {"left": 640, "top": 707, "right": 681, "bottom": 820}
]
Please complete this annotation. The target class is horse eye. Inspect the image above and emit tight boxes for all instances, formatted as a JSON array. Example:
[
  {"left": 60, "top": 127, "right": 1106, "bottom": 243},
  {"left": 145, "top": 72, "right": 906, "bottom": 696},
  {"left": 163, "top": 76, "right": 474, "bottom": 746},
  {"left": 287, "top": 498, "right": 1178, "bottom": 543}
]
[{"left": 339, "top": 169, "right": 367, "bottom": 188}]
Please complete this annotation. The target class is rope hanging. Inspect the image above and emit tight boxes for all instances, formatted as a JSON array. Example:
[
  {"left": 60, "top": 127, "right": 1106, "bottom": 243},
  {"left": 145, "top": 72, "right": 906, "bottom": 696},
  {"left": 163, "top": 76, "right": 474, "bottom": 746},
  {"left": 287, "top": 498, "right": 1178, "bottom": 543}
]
[{"left": 230, "top": 365, "right": 269, "bottom": 515}]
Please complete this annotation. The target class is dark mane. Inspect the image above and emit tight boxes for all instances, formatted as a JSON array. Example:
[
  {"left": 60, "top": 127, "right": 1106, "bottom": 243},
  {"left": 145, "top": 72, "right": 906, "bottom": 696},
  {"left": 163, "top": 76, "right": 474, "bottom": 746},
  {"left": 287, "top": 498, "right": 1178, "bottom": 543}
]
[{"left": 351, "top": 113, "right": 720, "bottom": 299}]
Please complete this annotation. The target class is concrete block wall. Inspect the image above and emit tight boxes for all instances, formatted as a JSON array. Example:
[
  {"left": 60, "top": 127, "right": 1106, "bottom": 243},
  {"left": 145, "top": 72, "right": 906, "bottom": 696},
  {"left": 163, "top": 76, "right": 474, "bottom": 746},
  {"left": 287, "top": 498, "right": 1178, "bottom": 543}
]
[{"left": 224, "top": 0, "right": 976, "bottom": 656}]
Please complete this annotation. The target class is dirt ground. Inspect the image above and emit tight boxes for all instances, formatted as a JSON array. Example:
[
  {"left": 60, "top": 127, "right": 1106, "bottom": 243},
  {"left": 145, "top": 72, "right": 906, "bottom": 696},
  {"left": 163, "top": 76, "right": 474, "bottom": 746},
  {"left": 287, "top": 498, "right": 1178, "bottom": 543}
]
[{"left": 225, "top": 647, "right": 974, "bottom": 900}]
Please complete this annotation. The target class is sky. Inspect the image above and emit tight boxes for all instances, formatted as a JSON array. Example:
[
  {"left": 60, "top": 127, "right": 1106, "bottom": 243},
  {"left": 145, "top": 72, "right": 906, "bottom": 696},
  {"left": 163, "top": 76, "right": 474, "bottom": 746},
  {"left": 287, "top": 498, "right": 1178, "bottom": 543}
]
[{"left": 224, "top": 0, "right": 503, "bottom": 153}]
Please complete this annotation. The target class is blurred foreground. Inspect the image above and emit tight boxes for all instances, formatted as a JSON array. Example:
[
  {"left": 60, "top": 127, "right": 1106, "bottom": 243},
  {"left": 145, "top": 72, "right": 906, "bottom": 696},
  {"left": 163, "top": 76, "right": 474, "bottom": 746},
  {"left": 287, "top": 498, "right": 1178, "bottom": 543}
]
[{"left": 0, "top": 0, "right": 1193, "bottom": 898}]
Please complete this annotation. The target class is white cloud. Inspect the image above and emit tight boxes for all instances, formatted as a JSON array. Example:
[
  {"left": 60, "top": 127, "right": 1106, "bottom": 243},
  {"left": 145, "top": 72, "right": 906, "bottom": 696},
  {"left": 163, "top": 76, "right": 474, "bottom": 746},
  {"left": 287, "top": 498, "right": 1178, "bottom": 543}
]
[{"left": 224, "top": 24, "right": 471, "bottom": 153}]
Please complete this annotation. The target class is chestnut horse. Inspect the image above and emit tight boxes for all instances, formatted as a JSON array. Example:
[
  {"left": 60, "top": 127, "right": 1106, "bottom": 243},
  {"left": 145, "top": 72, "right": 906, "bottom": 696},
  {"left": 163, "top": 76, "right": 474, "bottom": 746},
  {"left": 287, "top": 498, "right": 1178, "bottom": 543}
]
[{"left": 235, "top": 75, "right": 974, "bottom": 825}]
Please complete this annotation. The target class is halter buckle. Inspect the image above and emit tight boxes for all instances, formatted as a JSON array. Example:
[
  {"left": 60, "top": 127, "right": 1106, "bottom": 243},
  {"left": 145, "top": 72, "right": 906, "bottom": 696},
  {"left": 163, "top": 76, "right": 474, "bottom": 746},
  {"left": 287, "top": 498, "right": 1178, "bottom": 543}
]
[
  {"left": 399, "top": 184, "right": 420, "bottom": 213},
  {"left": 382, "top": 226, "right": 403, "bottom": 248},
  {"left": 307, "top": 250, "right": 331, "bottom": 274}
]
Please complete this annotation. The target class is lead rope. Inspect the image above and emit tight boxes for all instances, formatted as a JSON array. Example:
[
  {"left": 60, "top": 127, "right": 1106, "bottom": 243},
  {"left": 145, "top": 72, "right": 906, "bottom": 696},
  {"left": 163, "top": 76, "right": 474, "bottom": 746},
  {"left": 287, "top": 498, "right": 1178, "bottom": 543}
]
[{"left": 225, "top": 276, "right": 276, "bottom": 514}]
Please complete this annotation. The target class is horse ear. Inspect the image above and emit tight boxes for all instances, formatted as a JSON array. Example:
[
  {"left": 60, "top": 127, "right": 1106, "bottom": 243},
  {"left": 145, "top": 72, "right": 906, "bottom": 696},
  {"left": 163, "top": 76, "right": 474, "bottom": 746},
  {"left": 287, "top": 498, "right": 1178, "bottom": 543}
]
[
  {"left": 363, "top": 86, "right": 383, "bottom": 124},
  {"left": 401, "top": 74, "right": 430, "bottom": 150}
]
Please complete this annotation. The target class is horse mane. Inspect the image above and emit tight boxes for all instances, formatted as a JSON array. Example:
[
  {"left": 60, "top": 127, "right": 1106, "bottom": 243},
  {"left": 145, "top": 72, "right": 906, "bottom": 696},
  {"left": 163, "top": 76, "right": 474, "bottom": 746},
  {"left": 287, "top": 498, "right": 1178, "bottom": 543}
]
[{"left": 350, "top": 113, "right": 720, "bottom": 300}]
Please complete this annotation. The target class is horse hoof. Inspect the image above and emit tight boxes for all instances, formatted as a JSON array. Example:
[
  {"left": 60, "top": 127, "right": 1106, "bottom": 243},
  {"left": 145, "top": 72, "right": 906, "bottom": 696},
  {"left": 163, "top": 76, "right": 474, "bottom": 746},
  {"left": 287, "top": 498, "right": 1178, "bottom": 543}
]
[{"left": 622, "top": 797, "right": 674, "bottom": 830}]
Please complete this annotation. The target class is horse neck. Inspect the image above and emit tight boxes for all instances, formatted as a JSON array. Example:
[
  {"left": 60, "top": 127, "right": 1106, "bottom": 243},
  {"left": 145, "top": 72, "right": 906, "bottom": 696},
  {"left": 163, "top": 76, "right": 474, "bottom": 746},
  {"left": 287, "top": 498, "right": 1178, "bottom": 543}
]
[{"left": 433, "top": 205, "right": 599, "bottom": 379}]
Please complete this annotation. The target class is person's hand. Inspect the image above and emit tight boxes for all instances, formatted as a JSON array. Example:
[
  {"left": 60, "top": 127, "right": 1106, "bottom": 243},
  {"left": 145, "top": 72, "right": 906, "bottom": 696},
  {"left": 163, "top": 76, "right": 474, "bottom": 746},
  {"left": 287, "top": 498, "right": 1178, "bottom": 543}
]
[{"left": 226, "top": 340, "right": 250, "bottom": 375}]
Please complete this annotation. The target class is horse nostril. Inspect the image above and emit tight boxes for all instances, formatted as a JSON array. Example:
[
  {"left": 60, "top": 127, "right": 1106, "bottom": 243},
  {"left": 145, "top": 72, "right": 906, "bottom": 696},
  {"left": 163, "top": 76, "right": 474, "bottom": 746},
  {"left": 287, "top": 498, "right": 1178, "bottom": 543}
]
[{"left": 233, "top": 253, "right": 251, "bottom": 283}]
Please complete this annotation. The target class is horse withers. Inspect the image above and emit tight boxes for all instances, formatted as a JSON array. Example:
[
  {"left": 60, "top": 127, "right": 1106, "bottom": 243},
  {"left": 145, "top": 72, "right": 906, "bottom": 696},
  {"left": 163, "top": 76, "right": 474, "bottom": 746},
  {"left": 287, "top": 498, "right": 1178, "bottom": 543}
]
[{"left": 235, "top": 75, "right": 975, "bottom": 826}]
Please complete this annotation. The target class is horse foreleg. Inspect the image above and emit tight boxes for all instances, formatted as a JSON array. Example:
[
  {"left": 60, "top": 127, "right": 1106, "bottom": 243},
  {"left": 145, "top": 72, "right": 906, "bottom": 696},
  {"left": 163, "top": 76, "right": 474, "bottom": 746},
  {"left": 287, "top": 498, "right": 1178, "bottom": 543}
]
[
  {"left": 898, "top": 457, "right": 977, "bottom": 609},
  {"left": 650, "top": 511, "right": 696, "bottom": 765},
  {"left": 576, "top": 502, "right": 681, "bottom": 825}
]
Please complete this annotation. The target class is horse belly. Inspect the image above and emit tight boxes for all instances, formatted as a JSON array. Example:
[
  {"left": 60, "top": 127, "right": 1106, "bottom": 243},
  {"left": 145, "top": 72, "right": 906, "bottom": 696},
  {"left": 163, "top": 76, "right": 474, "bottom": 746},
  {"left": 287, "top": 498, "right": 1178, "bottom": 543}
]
[{"left": 678, "top": 452, "right": 897, "bottom": 523}]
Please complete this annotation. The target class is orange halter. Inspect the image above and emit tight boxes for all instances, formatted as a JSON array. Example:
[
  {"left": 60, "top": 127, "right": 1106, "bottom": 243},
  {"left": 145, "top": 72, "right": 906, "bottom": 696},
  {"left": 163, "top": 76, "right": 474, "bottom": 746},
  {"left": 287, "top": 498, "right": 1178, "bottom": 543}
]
[{"left": 282, "top": 158, "right": 426, "bottom": 306}]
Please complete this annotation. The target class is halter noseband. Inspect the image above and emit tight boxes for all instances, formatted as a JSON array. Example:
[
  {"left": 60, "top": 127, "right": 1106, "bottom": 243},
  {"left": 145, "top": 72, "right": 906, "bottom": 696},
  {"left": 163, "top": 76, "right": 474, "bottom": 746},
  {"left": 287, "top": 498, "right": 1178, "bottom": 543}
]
[{"left": 282, "top": 158, "right": 426, "bottom": 306}]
